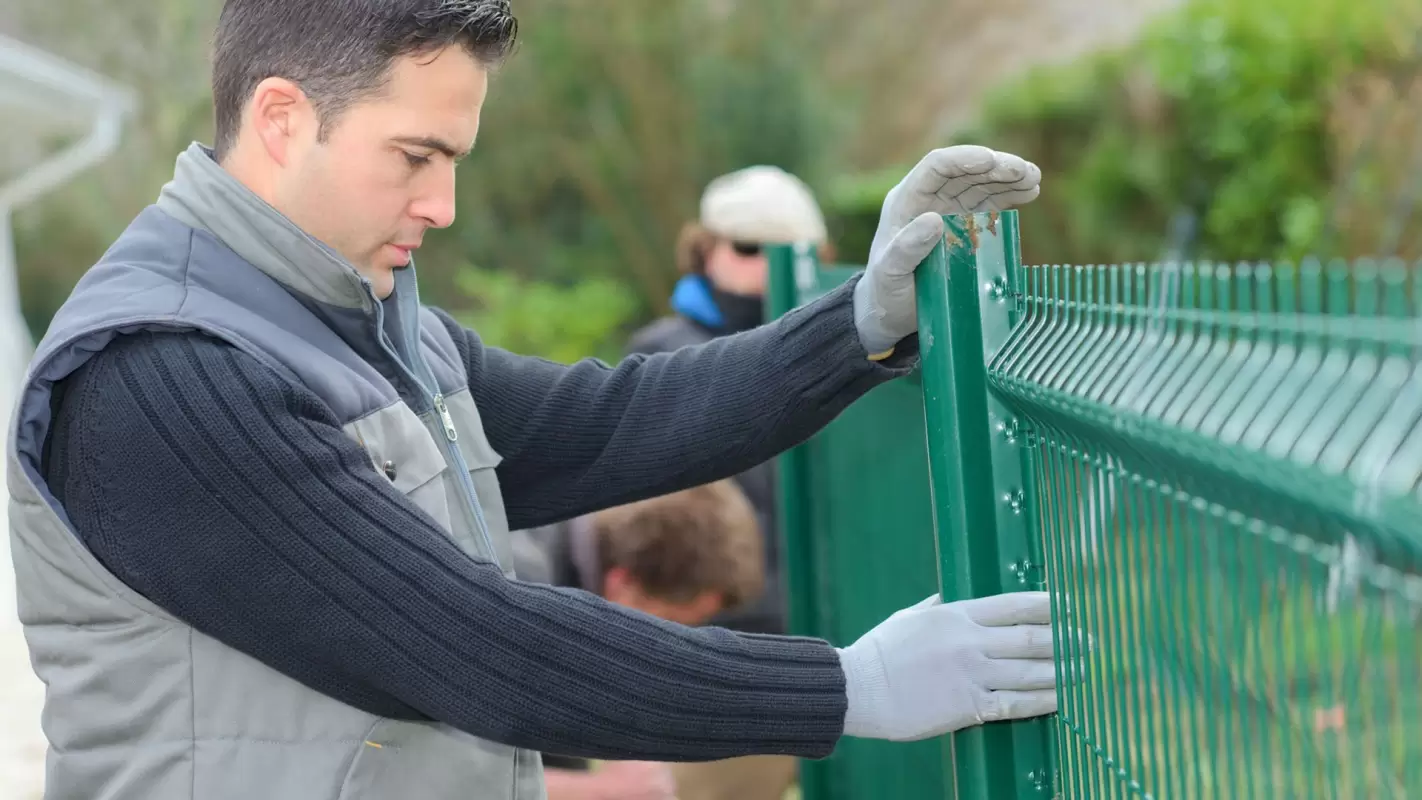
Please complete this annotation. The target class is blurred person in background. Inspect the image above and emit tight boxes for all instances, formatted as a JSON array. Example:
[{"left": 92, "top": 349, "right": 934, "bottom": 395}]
[
  {"left": 6, "top": 0, "right": 1057, "bottom": 798},
  {"left": 512, "top": 479, "right": 769, "bottom": 800},
  {"left": 617, "top": 167, "right": 831, "bottom": 800},
  {"left": 626, "top": 165, "right": 830, "bottom": 644},
  {"left": 632, "top": 165, "right": 832, "bottom": 355},
  {"left": 625, "top": 169, "right": 830, "bottom": 645}
]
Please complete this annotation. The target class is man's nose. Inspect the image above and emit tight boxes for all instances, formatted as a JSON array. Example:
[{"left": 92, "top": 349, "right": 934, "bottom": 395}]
[{"left": 411, "top": 168, "right": 457, "bottom": 229}]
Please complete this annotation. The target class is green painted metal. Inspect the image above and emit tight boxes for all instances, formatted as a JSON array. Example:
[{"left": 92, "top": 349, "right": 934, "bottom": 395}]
[
  {"left": 916, "top": 211, "right": 1057, "bottom": 799},
  {"left": 768, "top": 243, "right": 957, "bottom": 800},
  {"left": 988, "top": 240, "right": 1422, "bottom": 798},
  {"left": 772, "top": 209, "right": 1422, "bottom": 798}
]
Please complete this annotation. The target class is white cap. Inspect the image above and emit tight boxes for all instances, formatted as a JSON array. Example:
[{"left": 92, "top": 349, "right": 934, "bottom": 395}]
[{"left": 699, "top": 165, "right": 827, "bottom": 244}]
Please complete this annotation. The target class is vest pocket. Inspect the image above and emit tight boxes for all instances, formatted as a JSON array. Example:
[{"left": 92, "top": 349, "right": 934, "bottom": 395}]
[
  {"left": 347, "top": 407, "right": 455, "bottom": 532},
  {"left": 336, "top": 719, "right": 518, "bottom": 800},
  {"left": 350, "top": 409, "right": 447, "bottom": 487},
  {"left": 463, "top": 448, "right": 518, "bottom": 576}
]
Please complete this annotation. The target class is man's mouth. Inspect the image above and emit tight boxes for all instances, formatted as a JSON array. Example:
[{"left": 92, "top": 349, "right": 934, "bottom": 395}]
[{"left": 387, "top": 242, "right": 420, "bottom": 265}]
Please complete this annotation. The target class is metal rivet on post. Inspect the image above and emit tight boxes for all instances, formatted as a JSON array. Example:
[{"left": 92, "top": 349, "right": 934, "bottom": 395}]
[
  {"left": 1008, "top": 559, "right": 1033, "bottom": 584},
  {"left": 382, "top": 460, "right": 397, "bottom": 481},
  {"left": 1007, "top": 559, "right": 1046, "bottom": 586},
  {"left": 986, "top": 276, "right": 1012, "bottom": 303},
  {"left": 1026, "top": 770, "right": 1049, "bottom": 793},
  {"left": 997, "top": 418, "right": 1038, "bottom": 449},
  {"left": 1003, "top": 489, "right": 1025, "bottom": 514}
]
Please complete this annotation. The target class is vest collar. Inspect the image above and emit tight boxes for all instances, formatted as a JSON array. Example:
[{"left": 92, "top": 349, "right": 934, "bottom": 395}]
[{"left": 156, "top": 142, "right": 376, "bottom": 312}]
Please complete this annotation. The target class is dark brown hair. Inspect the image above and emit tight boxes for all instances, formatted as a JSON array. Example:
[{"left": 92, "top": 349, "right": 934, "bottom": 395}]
[
  {"left": 211, "top": 0, "right": 518, "bottom": 159},
  {"left": 592, "top": 480, "right": 764, "bottom": 609}
]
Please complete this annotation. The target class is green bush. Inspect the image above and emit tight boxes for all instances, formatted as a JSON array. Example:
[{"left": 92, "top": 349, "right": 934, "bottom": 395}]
[
  {"left": 819, "top": 167, "right": 898, "bottom": 266},
  {"left": 452, "top": 267, "right": 639, "bottom": 365},
  {"left": 424, "top": 0, "right": 836, "bottom": 322},
  {"left": 10, "top": 0, "right": 836, "bottom": 348},
  {"left": 951, "top": 0, "right": 1420, "bottom": 266}
]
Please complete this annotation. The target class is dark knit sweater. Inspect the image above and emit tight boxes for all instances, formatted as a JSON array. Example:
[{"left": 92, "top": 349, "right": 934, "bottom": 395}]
[{"left": 40, "top": 284, "right": 914, "bottom": 763}]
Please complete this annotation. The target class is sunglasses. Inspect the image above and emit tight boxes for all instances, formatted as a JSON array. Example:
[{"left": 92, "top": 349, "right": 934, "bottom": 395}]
[{"left": 730, "top": 241, "right": 763, "bottom": 257}]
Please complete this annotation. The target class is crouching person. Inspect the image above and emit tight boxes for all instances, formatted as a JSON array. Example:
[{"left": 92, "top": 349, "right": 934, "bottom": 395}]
[{"left": 514, "top": 480, "right": 796, "bottom": 800}]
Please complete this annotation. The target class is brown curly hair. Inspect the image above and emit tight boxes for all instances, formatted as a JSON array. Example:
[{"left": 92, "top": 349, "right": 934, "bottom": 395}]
[{"left": 591, "top": 480, "right": 764, "bottom": 610}]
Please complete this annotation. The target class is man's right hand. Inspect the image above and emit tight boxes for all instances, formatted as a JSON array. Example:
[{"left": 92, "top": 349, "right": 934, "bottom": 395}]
[{"left": 836, "top": 591, "right": 1070, "bottom": 741}]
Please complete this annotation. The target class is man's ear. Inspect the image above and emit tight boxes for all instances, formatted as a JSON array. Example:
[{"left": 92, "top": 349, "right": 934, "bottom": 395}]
[
  {"left": 684, "top": 591, "right": 725, "bottom": 624},
  {"left": 247, "top": 76, "right": 312, "bottom": 167},
  {"left": 600, "top": 566, "right": 637, "bottom": 606}
]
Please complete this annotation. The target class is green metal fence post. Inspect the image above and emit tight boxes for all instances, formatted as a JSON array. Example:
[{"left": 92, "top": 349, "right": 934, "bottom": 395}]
[
  {"left": 769, "top": 241, "right": 958, "bottom": 800},
  {"left": 768, "top": 242, "right": 818, "bottom": 643},
  {"left": 767, "top": 242, "right": 832, "bottom": 800},
  {"left": 916, "top": 210, "right": 1057, "bottom": 800}
]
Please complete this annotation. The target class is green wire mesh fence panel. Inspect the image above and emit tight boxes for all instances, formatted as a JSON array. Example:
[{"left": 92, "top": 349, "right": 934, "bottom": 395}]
[
  {"left": 976, "top": 232, "right": 1422, "bottom": 797},
  {"left": 916, "top": 211, "right": 1058, "bottom": 800},
  {"left": 781, "top": 212, "right": 1422, "bottom": 798},
  {"left": 768, "top": 244, "right": 957, "bottom": 800}
]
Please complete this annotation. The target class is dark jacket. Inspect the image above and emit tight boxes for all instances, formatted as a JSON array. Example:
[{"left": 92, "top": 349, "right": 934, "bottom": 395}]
[{"left": 624, "top": 274, "right": 786, "bottom": 636}]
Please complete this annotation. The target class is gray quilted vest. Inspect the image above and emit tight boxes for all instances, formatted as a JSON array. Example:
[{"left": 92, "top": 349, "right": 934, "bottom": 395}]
[{"left": 5, "top": 143, "right": 545, "bottom": 800}]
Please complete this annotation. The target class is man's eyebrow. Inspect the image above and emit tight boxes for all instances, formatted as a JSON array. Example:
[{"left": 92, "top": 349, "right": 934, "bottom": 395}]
[{"left": 392, "top": 136, "right": 471, "bottom": 161}]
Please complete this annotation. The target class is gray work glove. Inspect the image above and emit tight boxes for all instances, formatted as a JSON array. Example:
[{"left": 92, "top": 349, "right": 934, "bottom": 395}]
[
  {"left": 836, "top": 591, "right": 1060, "bottom": 741},
  {"left": 853, "top": 145, "right": 1042, "bottom": 358}
]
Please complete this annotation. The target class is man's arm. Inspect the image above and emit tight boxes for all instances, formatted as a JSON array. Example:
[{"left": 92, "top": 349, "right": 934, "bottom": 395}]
[
  {"left": 440, "top": 276, "right": 918, "bottom": 531},
  {"left": 44, "top": 331, "right": 847, "bottom": 762}
]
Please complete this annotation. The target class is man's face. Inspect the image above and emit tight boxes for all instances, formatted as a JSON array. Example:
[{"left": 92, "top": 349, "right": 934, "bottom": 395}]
[
  {"left": 272, "top": 46, "right": 487, "bottom": 299},
  {"left": 703, "top": 238, "right": 769, "bottom": 297}
]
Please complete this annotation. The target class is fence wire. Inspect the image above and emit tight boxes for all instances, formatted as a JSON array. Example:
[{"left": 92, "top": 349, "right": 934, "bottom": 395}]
[{"left": 989, "top": 258, "right": 1422, "bottom": 798}]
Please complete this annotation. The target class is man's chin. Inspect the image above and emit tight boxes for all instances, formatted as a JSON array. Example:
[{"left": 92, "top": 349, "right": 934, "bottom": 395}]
[
  {"left": 350, "top": 261, "right": 396, "bottom": 298},
  {"left": 367, "top": 273, "right": 397, "bottom": 300}
]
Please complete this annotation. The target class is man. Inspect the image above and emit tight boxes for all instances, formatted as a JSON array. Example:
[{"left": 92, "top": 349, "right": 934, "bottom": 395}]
[
  {"left": 514, "top": 480, "right": 769, "bottom": 800},
  {"left": 6, "top": 2, "right": 1056, "bottom": 799},
  {"left": 627, "top": 165, "right": 831, "bottom": 641}
]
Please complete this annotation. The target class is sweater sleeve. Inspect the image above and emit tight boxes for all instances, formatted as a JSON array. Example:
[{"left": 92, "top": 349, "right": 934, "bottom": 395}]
[
  {"left": 441, "top": 274, "right": 919, "bottom": 531},
  {"left": 42, "top": 331, "right": 848, "bottom": 762}
]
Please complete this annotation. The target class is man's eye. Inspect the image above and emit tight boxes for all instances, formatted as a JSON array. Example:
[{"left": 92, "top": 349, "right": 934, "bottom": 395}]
[{"left": 403, "top": 152, "right": 431, "bottom": 168}]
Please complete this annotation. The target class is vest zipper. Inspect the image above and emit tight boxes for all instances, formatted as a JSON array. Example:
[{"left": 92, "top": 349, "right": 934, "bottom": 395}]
[
  {"left": 395, "top": 360, "right": 499, "bottom": 567},
  {"left": 433, "top": 394, "right": 459, "bottom": 441},
  {"left": 364, "top": 279, "right": 500, "bottom": 567},
  {"left": 428, "top": 389, "right": 498, "bottom": 564}
]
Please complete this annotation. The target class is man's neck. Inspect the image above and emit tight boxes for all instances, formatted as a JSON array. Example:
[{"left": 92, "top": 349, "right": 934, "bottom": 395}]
[
  {"left": 216, "top": 141, "right": 279, "bottom": 208},
  {"left": 155, "top": 142, "right": 370, "bottom": 311}
]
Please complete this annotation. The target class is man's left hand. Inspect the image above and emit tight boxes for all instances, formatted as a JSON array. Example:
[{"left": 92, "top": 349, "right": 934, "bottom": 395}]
[{"left": 853, "top": 145, "right": 1042, "bottom": 358}]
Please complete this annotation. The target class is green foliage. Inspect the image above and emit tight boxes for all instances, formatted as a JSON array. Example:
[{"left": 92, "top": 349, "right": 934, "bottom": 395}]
[
  {"left": 9, "top": 0, "right": 837, "bottom": 353},
  {"left": 10, "top": 0, "right": 221, "bottom": 339},
  {"left": 819, "top": 168, "right": 898, "bottom": 265},
  {"left": 953, "top": 0, "right": 1421, "bottom": 266},
  {"left": 452, "top": 268, "right": 639, "bottom": 365},
  {"left": 420, "top": 0, "right": 837, "bottom": 323}
]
